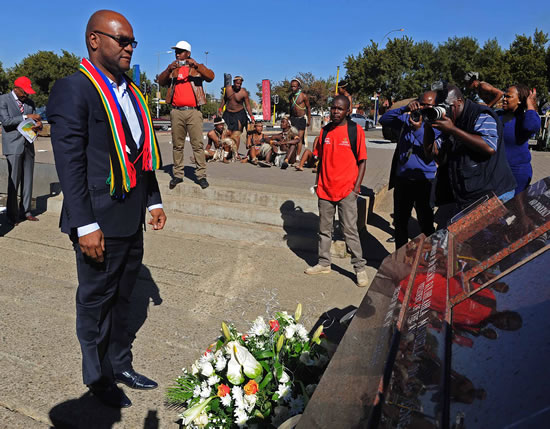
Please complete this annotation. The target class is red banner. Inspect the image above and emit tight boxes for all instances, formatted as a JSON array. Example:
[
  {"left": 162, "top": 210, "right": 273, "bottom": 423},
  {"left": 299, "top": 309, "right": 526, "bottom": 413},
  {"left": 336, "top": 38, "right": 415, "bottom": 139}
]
[{"left": 262, "top": 80, "right": 271, "bottom": 121}]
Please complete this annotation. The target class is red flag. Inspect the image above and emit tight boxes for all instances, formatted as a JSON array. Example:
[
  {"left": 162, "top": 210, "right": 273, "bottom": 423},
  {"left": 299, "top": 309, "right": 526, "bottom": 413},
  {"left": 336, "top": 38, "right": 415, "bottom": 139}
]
[{"left": 262, "top": 80, "right": 271, "bottom": 121}]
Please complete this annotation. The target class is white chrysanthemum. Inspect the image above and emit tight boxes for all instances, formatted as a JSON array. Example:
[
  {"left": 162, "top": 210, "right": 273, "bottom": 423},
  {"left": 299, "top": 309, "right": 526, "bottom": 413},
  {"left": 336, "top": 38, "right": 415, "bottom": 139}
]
[
  {"left": 284, "top": 324, "right": 296, "bottom": 339},
  {"left": 191, "top": 363, "right": 200, "bottom": 375},
  {"left": 200, "top": 351, "right": 214, "bottom": 364},
  {"left": 289, "top": 395, "right": 305, "bottom": 415},
  {"left": 279, "top": 371, "right": 290, "bottom": 383},
  {"left": 193, "top": 385, "right": 202, "bottom": 397},
  {"left": 201, "top": 362, "right": 214, "bottom": 377},
  {"left": 207, "top": 375, "right": 220, "bottom": 386},
  {"left": 279, "top": 311, "right": 293, "bottom": 322},
  {"left": 201, "top": 381, "right": 208, "bottom": 389},
  {"left": 234, "top": 408, "right": 249, "bottom": 427},
  {"left": 296, "top": 324, "right": 309, "bottom": 342},
  {"left": 200, "top": 386, "right": 212, "bottom": 399},
  {"left": 232, "top": 385, "right": 244, "bottom": 401},
  {"left": 215, "top": 355, "right": 227, "bottom": 372},
  {"left": 256, "top": 340, "right": 265, "bottom": 349},
  {"left": 250, "top": 316, "right": 268, "bottom": 336},
  {"left": 244, "top": 393, "right": 257, "bottom": 412},
  {"left": 220, "top": 394, "right": 232, "bottom": 407},
  {"left": 195, "top": 412, "right": 209, "bottom": 426},
  {"left": 277, "top": 383, "right": 291, "bottom": 401}
]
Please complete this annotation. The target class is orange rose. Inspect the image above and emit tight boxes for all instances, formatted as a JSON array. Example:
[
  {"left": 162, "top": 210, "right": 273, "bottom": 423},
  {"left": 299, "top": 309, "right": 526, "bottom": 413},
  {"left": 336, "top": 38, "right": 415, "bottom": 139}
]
[
  {"left": 217, "top": 384, "right": 231, "bottom": 397},
  {"left": 244, "top": 380, "right": 259, "bottom": 395}
]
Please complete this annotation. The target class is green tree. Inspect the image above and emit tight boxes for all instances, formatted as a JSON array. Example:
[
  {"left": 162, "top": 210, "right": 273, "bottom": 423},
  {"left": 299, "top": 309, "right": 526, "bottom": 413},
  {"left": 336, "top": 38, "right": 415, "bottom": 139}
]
[
  {"left": 433, "top": 36, "right": 480, "bottom": 85},
  {"left": 506, "top": 29, "right": 549, "bottom": 98},
  {"left": 8, "top": 50, "right": 80, "bottom": 106},
  {"left": 345, "top": 41, "right": 385, "bottom": 106},
  {"left": 477, "top": 38, "right": 510, "bottom": 89},
  {"left": 0, "top": 61, "right": 9, "bottom": 94}
]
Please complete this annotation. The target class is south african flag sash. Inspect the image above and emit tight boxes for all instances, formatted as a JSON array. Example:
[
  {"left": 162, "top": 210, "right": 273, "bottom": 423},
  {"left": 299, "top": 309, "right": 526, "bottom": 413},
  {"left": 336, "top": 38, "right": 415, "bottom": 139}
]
[{"left": 79, "top": 58, "right": 161, "bottom": 197}]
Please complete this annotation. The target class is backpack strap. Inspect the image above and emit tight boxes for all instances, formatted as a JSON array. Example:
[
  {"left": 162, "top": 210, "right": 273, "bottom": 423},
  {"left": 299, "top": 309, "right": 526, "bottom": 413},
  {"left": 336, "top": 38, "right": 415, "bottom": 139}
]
[{"left": 347, "top": 120, "right": 359, "bottom": 163}]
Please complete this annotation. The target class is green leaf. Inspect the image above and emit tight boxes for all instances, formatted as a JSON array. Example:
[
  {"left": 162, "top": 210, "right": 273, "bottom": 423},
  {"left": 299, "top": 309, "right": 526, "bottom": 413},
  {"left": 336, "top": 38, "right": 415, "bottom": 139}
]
[
  {"left": 259, "top": 372, "right": 273, "bottom": 389},
  {"left": 254, "top": 410, "right": 265, "bottom": 419},
  {"left": 255, "top": 350, "right": 275, "bottom": 359}
]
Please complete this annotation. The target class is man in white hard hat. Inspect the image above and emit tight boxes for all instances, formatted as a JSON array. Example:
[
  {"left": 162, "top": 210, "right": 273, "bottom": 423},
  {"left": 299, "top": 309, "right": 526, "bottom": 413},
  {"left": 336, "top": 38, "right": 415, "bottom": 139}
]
[{"left": 158, "top": 40, "right": 214, "bottom": 189}]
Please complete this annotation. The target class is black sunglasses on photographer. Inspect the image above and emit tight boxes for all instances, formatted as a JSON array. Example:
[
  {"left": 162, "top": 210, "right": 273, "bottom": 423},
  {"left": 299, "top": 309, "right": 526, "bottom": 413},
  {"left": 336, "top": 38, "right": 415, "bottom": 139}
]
[{"left": 93, "top": 30, "right": 138, "bottom": 48}]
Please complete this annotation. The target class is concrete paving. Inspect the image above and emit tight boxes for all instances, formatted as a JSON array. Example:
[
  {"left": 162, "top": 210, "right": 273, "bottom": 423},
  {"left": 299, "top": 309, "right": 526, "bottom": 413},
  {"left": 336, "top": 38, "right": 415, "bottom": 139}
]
[{"left": 1, "top": 124, "right": 549, "bottom": 428}]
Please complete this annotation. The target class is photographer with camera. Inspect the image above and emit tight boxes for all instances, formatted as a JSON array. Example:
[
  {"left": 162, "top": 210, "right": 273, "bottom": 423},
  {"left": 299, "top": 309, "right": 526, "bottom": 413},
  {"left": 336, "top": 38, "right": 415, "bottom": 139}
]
[
  {"left": 158, "top": 40, "right": 214, "bottom": 190},
  {"left": 423, "top": 84, "right": 516, "bottom": 221},
  {"left": 380, "top": 91, "right": 438, "bottom": 249}
]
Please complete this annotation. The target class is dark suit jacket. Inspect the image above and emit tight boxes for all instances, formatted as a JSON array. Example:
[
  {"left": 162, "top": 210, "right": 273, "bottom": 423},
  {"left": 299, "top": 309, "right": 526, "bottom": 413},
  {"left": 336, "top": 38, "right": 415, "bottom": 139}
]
[{"left": 47, "top": 72, "right": 162, "bottom": 238}]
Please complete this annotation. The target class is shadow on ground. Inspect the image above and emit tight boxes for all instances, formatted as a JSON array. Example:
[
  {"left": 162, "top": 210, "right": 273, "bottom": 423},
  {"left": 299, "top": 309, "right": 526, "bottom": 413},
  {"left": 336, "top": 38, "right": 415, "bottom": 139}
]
[{"left": 48, "top": 265, "right": 162, "bottom": 429}]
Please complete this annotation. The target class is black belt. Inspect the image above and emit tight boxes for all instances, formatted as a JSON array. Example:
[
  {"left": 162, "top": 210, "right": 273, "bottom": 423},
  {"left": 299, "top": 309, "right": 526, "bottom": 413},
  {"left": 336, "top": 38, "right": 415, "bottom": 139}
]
[{"left": 173, "top": 105, "right": 200, "bottom": 111}]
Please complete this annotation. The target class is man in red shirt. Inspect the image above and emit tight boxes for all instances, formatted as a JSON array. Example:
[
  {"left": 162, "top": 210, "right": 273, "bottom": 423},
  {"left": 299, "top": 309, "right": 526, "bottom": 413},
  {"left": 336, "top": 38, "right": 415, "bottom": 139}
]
[
  {"left": 158, "top": 40, "right": 214, "bottom": 189},
  {"left": 305, "top": 95, "right": 369, "bottom": 287}
]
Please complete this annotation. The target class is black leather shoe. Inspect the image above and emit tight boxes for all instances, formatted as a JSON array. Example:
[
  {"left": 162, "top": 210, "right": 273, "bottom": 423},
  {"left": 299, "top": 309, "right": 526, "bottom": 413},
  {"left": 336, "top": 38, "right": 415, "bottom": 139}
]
[
  {"left": 89, "top": 383, "right": 132, "bottom": 408},
  {"left": 115, "top": 370, "right": 158, "bottom": 390},
  {"left": 198, "top": 178, "right": 209, "bottom": 189},
  {"left": 169, "top": 177, "right": 183, "bottom": 189}
]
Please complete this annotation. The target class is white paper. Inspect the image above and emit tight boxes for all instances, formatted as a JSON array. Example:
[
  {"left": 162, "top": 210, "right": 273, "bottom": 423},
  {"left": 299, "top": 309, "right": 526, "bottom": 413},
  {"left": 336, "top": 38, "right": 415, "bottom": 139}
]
[{"left": 17, "top": 118, "right": 37, "bottom": 143}]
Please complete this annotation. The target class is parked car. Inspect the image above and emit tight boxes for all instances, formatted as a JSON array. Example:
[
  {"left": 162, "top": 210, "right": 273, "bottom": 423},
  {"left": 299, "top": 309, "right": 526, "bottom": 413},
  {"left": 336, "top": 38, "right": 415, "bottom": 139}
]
[
  {"left": 252, "top": 111, "right": 264, "bottom": 122},
  {"left": 350, "top": 113, "right": 374, "bottom": 130},
  {"left": 152, "top": 118, "right": 170, "bottom": 131}
]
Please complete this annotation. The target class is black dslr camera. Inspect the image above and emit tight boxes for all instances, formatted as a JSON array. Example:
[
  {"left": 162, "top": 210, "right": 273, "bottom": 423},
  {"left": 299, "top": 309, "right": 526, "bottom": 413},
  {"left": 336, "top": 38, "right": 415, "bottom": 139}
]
[{"left": 421, "top": 103, "right": 452, "bottom": 123}]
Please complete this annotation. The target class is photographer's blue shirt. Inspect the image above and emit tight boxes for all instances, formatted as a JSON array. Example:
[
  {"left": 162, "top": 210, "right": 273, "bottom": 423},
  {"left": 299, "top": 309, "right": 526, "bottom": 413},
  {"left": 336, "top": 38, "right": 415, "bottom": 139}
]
[{"left": 380, "top": 106, "right": 438, "bottom": 180}]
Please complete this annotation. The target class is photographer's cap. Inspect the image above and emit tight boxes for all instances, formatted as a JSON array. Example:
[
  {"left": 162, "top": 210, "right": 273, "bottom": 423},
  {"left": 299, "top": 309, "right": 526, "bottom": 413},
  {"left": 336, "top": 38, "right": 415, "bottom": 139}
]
[
  {"left": 14, "top": 76, "right": 35, "bottom": 94},
  {"left": 171, "top": 40, "right": 191, "bottom": 52}
]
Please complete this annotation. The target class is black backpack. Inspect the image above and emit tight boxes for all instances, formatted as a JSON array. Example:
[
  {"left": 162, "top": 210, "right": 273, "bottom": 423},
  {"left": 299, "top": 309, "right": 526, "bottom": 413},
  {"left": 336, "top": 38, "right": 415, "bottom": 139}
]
[{"left": 319, "top": 120, "right": 360, "bottom": 163}]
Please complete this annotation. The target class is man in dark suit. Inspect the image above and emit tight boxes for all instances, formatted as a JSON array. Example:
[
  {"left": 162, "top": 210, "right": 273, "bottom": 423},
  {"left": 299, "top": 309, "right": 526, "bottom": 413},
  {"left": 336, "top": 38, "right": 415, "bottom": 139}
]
[
  {"left": 0, "top": 76, "right": 43, "bottom": 224},
  {"left": 47, "top": 10, "right": 167, "bottom": 408}
]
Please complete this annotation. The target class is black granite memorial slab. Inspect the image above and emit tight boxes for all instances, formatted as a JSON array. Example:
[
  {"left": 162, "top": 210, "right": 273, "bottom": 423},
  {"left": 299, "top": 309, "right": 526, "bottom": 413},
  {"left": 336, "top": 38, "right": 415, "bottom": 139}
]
[{"left": 298, "top": 177, "right": 550, "bottom": 429}]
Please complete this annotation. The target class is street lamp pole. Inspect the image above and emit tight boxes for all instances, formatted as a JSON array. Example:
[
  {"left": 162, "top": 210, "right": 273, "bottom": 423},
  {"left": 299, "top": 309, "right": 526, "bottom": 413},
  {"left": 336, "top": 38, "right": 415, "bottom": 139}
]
[
  {"left": 381, "top": 28, "right": 404, "bottom": 44},
  {"left": 156, "top": 50, "right": 173, "bottom": 78}
]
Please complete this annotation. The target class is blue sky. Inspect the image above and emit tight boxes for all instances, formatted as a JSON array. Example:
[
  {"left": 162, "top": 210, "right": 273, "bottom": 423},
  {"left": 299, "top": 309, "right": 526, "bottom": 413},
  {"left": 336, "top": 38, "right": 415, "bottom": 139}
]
[{"left": 1, "top": 1, "right": 548, "bottom": 101}]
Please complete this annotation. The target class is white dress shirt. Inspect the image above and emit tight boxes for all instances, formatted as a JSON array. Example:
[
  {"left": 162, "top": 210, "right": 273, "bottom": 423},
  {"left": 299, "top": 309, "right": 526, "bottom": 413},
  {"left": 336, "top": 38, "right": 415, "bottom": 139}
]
[{"left": 77, "top": 77, "right": 162, "bottom": 237}]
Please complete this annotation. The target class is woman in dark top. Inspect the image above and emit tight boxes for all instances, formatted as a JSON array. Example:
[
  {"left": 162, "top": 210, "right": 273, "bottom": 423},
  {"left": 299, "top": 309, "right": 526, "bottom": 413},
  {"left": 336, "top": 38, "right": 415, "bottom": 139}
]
[{"left": 499, "top": 84, "right": 541, "bottom": 194}]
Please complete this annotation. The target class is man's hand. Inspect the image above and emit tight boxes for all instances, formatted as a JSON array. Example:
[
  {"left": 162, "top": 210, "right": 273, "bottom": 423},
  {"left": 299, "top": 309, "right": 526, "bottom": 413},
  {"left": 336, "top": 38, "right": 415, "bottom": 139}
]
[
  {"left": 409, "top": 114, "right": 422, "bottom": 130},
  {"left": 79, "top": 229, "right": 105, "bottom": 263},
  {"left": 527, "top": 88, "right": 537, "bottom": 110},
  {"left": 149, "top": 208, "right": 167, "bottom": 230},
  {"left": 407, "top": 100, "right": 422, "bottom": 112},
  {"left": 431, "top": 115, "right": 455, "bottom": 134},
  {"left": 168, "top": 60, "right": 180, "bottom": 71},
  {"left": 27, "top": 113, "right": 42, "bottom": 121},
  {"left": 186, "top": 58, "right": 199, "bottom": 69},
  {"left": 31, "top": 120, "right": 43, "bottom": 132}
]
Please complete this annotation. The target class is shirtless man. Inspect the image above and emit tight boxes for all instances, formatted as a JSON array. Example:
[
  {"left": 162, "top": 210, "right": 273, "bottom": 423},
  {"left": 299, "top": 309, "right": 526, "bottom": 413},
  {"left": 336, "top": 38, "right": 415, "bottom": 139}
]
[
  {"left": 337, "top": 80, "right": 353, "bottom": 115},
  {"left": 243, "top": 122, "right": 268, "bottom": 165},
  {"left": 220, "top": 76, "right": 255, "bottom": 154},
  {"left": 464, "top": 71, "right": 503, "bottom": 108},
  {"left": 266, "top": 116, "right": 300, "bottom": 169},
  {"left": 205, "top": 116, "right": 234, "bottom": 163},
  {"left": 289, "top": 79, "right": 311, "bottom": 161}
]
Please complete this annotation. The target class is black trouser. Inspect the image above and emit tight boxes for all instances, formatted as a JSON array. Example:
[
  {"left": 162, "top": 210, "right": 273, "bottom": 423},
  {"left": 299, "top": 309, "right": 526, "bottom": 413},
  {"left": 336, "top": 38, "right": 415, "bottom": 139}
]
[
  {"left": 72, "top": 228, "right": 144, "bottom": 386},
  {"left": 393, "top": 176, "right": 435, "bottom": 249}
]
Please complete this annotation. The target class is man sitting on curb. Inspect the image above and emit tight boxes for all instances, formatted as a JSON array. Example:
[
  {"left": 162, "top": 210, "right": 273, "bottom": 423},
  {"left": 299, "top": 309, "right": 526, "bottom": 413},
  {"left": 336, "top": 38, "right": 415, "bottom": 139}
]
[
  {"left": 243, "top": 122, "right": 268, "bottom": 165},
  {"left": 205, "top": 116, "right": 235, "bottom": 163},
  {"left": 305, "top": 95, "right": 369, "bottom": 288},
  {"left": 264, "top": 116, "right": 300, "bottom": 169}
]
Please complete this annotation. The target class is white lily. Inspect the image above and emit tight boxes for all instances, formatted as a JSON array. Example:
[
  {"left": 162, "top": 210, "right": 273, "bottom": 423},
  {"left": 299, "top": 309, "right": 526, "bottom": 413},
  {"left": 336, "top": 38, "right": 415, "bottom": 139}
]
[
  {"left": 225, "top": 341, "right": 263, "bottom": 384},
  {"left": 180, "top": 397, "right": 214, "bottom": 426}
]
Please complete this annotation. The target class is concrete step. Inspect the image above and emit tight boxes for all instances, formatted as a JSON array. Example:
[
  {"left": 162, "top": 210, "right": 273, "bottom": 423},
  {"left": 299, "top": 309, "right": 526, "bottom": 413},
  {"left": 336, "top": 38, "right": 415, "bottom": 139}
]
[
  {"left": 162, "top": 194, "right": 319, "bottom": 231},
  {"left": 158, "top": 176, "right": 319, "bottom": 212},
  {"left": 162, "top": 211, "right": 318, "bottom": 252}
]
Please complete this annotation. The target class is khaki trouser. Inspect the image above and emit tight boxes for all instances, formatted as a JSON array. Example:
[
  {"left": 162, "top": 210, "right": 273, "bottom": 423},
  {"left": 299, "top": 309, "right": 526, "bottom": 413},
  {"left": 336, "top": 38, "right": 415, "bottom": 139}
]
[
  {"left": 318, "top": 191, "right": 366, "bottom": 272},
  {"left": 170, "top": 108, "right": 206, "bottom": 180}
]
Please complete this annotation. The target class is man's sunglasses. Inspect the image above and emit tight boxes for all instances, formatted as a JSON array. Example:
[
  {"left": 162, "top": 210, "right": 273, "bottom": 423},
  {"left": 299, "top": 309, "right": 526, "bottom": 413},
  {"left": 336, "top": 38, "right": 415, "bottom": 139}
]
[{"left": 93, "top": 30, "right": 138, "bottom": 48}]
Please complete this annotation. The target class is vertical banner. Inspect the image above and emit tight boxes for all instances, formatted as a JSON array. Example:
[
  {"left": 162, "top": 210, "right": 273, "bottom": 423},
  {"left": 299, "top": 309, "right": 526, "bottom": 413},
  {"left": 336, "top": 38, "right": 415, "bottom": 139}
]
[
  {"left": 133, "top": 64, "right": 140, "bottom": 86},
  {"left": 262, "top": 80, "right": 271, "bottom": 121}
]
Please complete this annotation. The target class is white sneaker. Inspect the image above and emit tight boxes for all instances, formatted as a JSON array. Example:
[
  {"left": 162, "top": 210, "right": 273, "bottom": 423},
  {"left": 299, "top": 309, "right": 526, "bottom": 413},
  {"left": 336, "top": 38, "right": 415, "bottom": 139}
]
[
  {"left": 304, "top": 264, "right": 331, "bottom": 275},
  {"left": 356, "top": 270, "right": 370, "bottom": 288}
]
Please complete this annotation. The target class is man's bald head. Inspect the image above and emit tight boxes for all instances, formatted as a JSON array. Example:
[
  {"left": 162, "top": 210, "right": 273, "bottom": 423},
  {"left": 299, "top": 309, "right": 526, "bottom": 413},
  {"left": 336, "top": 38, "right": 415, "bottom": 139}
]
[
  {"left": 419, "top": 91, "right": 436, "bottom": 105},
  {"left": 84, "top": 10, "right": 134, "bottom": 80},
  {"left": 85, "top": 10, "right": 132, "bottom": 53}
]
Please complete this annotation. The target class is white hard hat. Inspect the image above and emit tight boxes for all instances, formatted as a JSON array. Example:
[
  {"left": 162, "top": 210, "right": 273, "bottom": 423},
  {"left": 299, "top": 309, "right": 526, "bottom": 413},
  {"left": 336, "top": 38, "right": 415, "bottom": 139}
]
[{"left": 171, "top": 40, "right": 191, "bottom": 52}]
